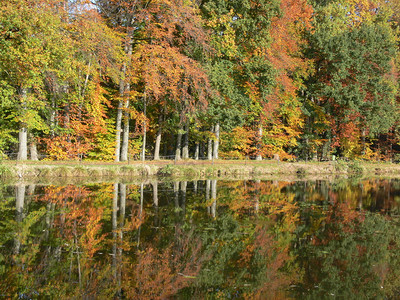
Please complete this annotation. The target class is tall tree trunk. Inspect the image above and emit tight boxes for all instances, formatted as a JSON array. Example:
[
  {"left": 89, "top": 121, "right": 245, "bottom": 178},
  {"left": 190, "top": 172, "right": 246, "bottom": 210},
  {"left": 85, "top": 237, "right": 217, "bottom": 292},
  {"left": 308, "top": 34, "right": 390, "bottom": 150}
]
[
  {"left": 200, "top": 141, "right": 204, "bottom": 159},
  {"left": 361, "top": 128, "right": 366, "bottom": 157},
  {"left": 115, "top": 100, "right": 123, "bottom": 162},
  {"left": 175, "top": 125, "right": 183, "bottom": 161},
  {"left": 121, "top": 37, "right": 133, "bottom": 161},
  {"left": 182, "top": 123, "right": 189, "bottom": 159},
  {"left": 18, "top": 127, "right": 28, "bottom": 160},
  {"left": 207, "top": 126, "right": 214, "bottom": 160},
  {"left": 141, "top": 94, "right": 147, "bottom": 161},
  {"left": 213, "top": 123, "right": 220, "bottom": 160},
  {"left": 29, "top": 135, "right": 38, "bottom": 161},
  {"left": 194, "top": 143, "right": 199, "bottom": 160},
  {"left": 18, "top": 88, "right": 28, "bottom": 160},
  {"left": 121, "top": 95, "right": 130, "bottom": 161},
  {"left": 50, "top": 96, "right": 56, "bottom": 138},
  {"left": 256, "top": 125, "right": 263, "bottom": 160},
  {"left": 154, "top": 114, "right": 162, "bottom": 160},
  {"left": 115, "top": 34, "right": 132, "bottom": 162}
]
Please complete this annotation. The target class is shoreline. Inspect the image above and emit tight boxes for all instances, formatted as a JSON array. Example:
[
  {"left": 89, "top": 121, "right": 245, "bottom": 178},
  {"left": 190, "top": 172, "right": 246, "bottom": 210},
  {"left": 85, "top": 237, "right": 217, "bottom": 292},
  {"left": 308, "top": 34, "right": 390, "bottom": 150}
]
[{"left": 2, "top": 160, "right": 400, "bottom": 184}]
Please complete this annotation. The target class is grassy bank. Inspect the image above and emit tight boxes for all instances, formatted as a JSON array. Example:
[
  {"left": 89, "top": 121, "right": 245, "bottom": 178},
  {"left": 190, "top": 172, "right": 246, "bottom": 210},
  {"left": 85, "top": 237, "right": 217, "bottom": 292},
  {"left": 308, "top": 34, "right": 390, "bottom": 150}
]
[{"left": 2, "top": 159, "right": 400, "bottom": 183}]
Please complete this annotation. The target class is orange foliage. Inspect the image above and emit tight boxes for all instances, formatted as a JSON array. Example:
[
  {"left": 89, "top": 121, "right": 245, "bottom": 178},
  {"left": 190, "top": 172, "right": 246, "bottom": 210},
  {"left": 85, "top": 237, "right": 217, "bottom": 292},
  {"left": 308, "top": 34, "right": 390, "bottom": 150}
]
[
  {"left": 42, "top": 104, "right": 107, "bottom": 160},
  {"left": 121, "top": 230, "right": 204, "bottom": 299}
]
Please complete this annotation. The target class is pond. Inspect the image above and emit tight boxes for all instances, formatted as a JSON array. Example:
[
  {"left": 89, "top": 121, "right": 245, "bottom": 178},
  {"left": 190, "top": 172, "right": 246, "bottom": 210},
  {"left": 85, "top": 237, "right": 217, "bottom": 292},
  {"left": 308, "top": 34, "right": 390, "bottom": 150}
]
[{"left": 1, "top": 178, "right": 400, "bottom": 299}]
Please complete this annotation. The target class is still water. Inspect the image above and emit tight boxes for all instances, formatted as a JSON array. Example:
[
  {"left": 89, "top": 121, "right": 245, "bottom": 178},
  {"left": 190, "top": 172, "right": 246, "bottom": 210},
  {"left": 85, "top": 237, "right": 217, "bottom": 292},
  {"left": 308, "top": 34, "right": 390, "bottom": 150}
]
[{"left": 1, "top": 178, "right": 400, "bottom": 299}]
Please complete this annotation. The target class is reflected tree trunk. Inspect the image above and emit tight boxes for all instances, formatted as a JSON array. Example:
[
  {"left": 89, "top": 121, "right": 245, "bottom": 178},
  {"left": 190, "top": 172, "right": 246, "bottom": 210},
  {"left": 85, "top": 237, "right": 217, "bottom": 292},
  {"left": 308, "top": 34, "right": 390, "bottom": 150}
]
[
  {"left": 193, "top": 180, "right": 198, "bottom": 194},
  {"left": 174, "top": 181, "right": 180, "bottom": 209},
  {"left": 181, "top": 181, "right": 187, "bottom": 215},
  {"left": 152, "top": 181, "right": 158, "bottom": 207},
  {"left": 14, "top": 184, "right": 26, "bottom": 255},
  {"left": 137, "top": 183, "right": 144, "bottom": 248},
  {"left": 358, "top": 182, "right": 363, "bottom": 211},
  {"left": 120, "top": 183, "right": 126, "bottom": 226},
  {"left": 211, "top": 179, "right": 217, "bottom": 218},
  {"left": 152, "top": 181, "right": 159, "bottom": 228},
  {"left": 255, "top": 180, "right": 260, "bottom": 213},
  {"left": 118, "top": 183, "right": 126, "bottom": 297},
  {"left": 206, "top": 179, "right": 211, "bottom": 214},
  {"left": 112, "top": 183, "right": 118, "bottom": 281}
]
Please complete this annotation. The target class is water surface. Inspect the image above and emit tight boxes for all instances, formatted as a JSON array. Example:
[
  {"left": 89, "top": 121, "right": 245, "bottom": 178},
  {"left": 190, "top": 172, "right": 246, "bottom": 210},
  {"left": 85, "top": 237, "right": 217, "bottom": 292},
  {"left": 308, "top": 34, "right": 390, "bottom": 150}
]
[{"left": 1, "top": 178, "right": 400, "bottom": 299}]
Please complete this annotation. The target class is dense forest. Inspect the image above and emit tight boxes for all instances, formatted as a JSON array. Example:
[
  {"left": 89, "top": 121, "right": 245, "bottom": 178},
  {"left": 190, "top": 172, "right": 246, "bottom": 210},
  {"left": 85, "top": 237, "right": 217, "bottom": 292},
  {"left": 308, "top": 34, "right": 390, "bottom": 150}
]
[{"left": 1, "top": 0, "right": 400, "bottom": 161}]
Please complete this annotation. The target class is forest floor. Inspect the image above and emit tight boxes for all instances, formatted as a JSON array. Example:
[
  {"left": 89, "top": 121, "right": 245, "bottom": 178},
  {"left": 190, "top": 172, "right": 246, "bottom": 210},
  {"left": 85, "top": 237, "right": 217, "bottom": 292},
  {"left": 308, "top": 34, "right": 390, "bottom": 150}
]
[{"left": 2, "top": 159, "right": 400, "bottom": 183}]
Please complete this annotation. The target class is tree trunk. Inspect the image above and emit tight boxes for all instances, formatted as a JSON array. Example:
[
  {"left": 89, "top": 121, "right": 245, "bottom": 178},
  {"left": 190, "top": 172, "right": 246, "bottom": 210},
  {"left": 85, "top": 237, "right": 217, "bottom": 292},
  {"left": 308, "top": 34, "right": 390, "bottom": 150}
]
[
  {"left": 361, "top": 128, "right": 366, "bottom": 157},
  {"left": 194, "top": 143, "right": 199, "bottom": 160},
  {"left": 115, "top": 100, "right": 123, "bottom": 162},
  {"left": 50, "top": 96, "right": 56, "bottom": 138},
  {"left": 120, "top": 96, "right": 130, "bottom": 161},
  {"left": 213, "top": 123, "right": 220, "bottom": 160},
  {"left": 256, "top": 125, "right": 263, "bottom": 160},
  {"left": 18, "top": 88, "right": 28, "bottom": 161},
  {"left": 175, "top": 125, "right": 183, "bottom": 161},
  {"left": 182, "top": 123, "right": 189, "bottom": 159},
  {"left": 18, "top": 127, "right": 28, "bottom": 160},
  {"left": 154, "top": 114, "right": 162, "bottom": 160},
  {"left": 121, "top": 36, "right": 133, "bottom": 161},
  {"left": 141, "top": 94, "right": 147, "bottom": 161},
  {"left": 207, "top": 126, "right": 214, "bottom": 160},
  {"left": 116, "top": 34, "right": 132, "bottom": 162},
  {"left": 29, "top": 138, "right": 38, "bottom": 161}
]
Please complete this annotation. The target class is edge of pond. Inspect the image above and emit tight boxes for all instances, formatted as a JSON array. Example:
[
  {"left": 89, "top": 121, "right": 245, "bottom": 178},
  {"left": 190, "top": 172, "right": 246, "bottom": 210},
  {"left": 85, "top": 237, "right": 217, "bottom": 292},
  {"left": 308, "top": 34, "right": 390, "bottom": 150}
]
[{"left": 2, "top": 160, "right": 400, "bottom": 184}]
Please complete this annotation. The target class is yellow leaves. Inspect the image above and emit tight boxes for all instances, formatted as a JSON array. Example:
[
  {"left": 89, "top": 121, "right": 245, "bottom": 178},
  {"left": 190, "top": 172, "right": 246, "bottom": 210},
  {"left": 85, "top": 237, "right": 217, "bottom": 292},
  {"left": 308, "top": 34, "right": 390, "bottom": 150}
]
[{"left": 206, "top": 9, "right": 238, "bottom": 58}]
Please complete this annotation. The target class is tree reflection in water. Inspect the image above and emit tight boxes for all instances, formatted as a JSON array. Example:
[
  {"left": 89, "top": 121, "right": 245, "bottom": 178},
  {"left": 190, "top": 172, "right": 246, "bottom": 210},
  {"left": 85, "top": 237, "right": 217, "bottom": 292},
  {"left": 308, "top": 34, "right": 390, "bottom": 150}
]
[{"left": 1, "top": 179, "right": 400, "bottom": 298}]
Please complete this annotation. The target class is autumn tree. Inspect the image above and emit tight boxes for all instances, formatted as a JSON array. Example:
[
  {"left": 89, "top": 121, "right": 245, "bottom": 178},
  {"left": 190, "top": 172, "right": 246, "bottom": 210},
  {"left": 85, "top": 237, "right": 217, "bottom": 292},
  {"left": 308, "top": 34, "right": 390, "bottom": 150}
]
[{"left": 301, "top": 0, "right": 398, "bottom": 160}]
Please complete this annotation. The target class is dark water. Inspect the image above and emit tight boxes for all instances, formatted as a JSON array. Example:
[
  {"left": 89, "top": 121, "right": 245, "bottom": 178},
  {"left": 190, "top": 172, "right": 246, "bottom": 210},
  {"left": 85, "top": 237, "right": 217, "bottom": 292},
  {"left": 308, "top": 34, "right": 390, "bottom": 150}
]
[{"left": 1, "top": 178, "right": 400, "bottom": 299}]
